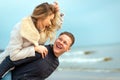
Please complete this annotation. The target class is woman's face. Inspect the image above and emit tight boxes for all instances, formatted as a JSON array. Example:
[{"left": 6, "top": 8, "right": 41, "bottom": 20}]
[{"left": 36, "top": 14, "right": 54, "bottom": 31}]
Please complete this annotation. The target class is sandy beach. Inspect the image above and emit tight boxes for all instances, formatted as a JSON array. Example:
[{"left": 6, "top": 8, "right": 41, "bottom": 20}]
[{"left": 46, "top": 70, "right": 120, "bottom": 80}]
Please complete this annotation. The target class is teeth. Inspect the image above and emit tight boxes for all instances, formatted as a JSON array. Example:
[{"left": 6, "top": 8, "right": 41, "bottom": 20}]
[{"left": 57, "top": 44, "right": 62, "bottom": 49}]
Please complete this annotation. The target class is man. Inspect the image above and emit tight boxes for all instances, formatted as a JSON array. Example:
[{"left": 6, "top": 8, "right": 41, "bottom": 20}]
[{"left": 0, "top": 31, "right": 75, "bottom": 80}]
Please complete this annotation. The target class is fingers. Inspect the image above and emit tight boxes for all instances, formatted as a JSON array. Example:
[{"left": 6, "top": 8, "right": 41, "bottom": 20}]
[
  {"left": 54, "top": 1, "right": 58, "bottom": 5},
  {"left": 53, "top": 1, "right": 59, "bottom": 11},
  {"left": 34, "top": 45, "right": 48, "bottom": 59},
  {"left": 44, "top": 50, "right": 48, "bottom": 58},
  {"left": 41, "top": 53, "right": 45, "bottom": 59},
  {"left": 41, "top": 49, "right": 48, "bottom": 59}
]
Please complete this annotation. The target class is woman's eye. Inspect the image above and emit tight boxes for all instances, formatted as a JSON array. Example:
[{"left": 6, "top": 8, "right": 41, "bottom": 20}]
[{"left": 50, "top": 19, "right": 53, "bottom": 25}]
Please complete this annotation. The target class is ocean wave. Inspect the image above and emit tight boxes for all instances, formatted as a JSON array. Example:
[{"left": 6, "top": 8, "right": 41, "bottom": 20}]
[
  {"left": 60, "top": 57, "right": 112, "bottom": 63},
  {"left": 63, "top": 50, "right": 95, "bottom": 56},
  {"left": 57, "top": 67, "right": 120, "bottom": 72}
]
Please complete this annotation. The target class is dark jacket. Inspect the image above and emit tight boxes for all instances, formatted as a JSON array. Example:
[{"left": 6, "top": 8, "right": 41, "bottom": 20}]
[{"left": 0, "top": 45, "right": 59, "bottom": 80}]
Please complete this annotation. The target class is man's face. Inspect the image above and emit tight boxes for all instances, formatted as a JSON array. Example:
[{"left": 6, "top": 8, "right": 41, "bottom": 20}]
[{"left": 53, "top": 34, "right": 72, "bottom": 57}]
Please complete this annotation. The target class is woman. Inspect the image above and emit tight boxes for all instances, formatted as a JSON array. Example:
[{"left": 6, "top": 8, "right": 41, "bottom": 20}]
[{"left": 0, "top": 2, "right": 63, "bottom": 79}]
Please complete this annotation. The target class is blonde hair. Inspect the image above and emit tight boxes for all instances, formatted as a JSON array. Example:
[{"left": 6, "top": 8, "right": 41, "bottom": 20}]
[{"left": 31, "top": 2, "right": 63, "bottom": 42}]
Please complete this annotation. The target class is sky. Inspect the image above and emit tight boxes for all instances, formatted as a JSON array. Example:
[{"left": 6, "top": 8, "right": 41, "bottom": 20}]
[{"left": 0, "top": 0, "right": 120, "bottom": 49}]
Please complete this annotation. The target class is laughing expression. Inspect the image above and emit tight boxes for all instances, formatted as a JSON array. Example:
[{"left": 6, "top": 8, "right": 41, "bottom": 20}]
[{"left": 53, "top": 34, "right": 72, "bottom": 57}]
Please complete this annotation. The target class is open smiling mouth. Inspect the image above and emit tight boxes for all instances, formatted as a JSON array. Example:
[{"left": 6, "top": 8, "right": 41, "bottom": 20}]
[{"left": 56, "top": 44, "right": 62, "bottom": 49}]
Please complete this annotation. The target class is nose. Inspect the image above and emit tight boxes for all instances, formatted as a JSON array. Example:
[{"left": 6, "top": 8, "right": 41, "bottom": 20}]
[
  {"left": 59, "top": 40, "right": 64, "bottom": 45},
  {"left": 49, "top": 21, "right": 52, "bottom": 26},
  {"left": 46, "top": 22, "right": 52, "bottom": 29}
]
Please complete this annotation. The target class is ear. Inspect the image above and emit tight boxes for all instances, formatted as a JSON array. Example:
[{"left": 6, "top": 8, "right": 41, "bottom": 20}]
[{"left": 66, "top": 47, "right": 71, "bottom": 52}]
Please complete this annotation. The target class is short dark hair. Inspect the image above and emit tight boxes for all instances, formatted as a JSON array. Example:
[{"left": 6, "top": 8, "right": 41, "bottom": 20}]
[{"left": 59, "top": 31, "right": 75, "bottom": 46}]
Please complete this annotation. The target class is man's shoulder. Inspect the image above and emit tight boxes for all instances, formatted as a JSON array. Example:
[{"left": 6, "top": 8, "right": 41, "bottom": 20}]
[{"left": 45, "top": 44, "right": 53, "bottom": 48}]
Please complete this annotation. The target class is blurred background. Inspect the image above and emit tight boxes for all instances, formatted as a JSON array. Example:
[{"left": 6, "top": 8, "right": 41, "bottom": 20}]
[
  {"left": 0, "top": 0, "right": 120, "bottom": 80},
  {"left": 0, "top": 0, "right": 120, "bottom": 49}
]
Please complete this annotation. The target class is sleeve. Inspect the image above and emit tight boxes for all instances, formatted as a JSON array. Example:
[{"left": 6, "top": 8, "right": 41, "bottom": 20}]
[
  {"left": 0, "top": 56, "right": 14, "bottom": 78},
  {"left": 13, "top": 53, "right": 42, "bottom": 66},
  {"left": 4, "top": 23, "right": 36, "bottom": 61}
]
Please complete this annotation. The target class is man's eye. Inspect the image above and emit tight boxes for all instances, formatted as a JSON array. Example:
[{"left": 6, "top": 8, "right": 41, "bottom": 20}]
[{"left": 64, "top": 42, "right": 67, "bottom": 45}]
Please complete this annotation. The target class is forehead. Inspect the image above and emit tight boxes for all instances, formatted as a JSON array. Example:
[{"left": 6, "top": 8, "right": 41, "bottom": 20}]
[{"left": 59, "top": 34, "right": 72, "bottom": 45}]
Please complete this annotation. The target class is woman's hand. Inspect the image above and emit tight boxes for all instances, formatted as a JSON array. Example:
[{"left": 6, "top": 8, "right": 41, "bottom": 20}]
[
  {"left": 53, "top": 2, "right": 59, "bottom": 11},
  {"left": 34, "top": 45, "right": 48, "bottom": 58}
]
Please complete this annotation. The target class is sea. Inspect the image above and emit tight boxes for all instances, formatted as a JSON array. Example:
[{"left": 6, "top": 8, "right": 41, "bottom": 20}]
[
  {"left": 58, "top": 43, "right": 120, "bottom": 73},
  {"left": 0, "top": 43, "right": 120, "bottom": 73}
]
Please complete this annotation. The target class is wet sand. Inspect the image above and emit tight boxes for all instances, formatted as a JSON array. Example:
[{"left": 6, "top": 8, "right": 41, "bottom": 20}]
[
  {"left": 46, "top": 70, "right": 120, "bottom": 80},
  {"left": 1, "top": 69, "right": 120, "bottom": 80}
]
